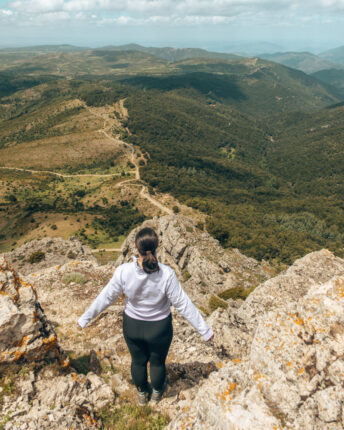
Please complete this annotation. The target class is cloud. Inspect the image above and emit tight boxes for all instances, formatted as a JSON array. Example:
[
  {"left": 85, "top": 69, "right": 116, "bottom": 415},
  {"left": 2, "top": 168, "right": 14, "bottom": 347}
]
[
  {"left": 0, "top": 9, "right": 14, "bottom": 16},
  {"left": 4, "top": 0, "right": 344, "bottom": 28},
  {"left": 10, "top": 0, "right": 64, "bottom": 13}
]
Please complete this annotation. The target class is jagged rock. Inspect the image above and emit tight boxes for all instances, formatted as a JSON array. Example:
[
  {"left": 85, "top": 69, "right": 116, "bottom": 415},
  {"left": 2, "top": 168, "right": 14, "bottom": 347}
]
[
  {"left": 3, "top": 237, "right": 96, "bottom": 276},
  {"left": 117, "top": 215, "right": 273, "bottom": 308},
  {"left": 0, "top": 257, "right": 68, "bottom": 366},
  {"left": 0, "top": 259, "right": 114, "bottom": 429},
  {"left": 236, "top": 249, "right": 344, "bottom": 332},
  {"left": 1, "top": 369, "right": 114, "bottom": 429},
  {"left": 167, "top": 250, "right": 344, "bottom": 429}
]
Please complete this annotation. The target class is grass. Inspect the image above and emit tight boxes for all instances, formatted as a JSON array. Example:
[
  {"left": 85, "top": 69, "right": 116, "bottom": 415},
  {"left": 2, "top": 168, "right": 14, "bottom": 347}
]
[
  {"left": 68, "top": 352, "right": 95, "bottom": 375},
  {"left": 62, "top": 272, "right": 87, "bottom": 285},
  {"left": 208, "top": 295, "right": 229, "bottom": 312},
  {"left": 218, "top": 286, "right": 256, "bottom": 301},
  {"left": 99, "top": 404, "right": 170, "bottom": 430},
  {"left": 93, "top": 251, "right": 122, "bottom": 266}
]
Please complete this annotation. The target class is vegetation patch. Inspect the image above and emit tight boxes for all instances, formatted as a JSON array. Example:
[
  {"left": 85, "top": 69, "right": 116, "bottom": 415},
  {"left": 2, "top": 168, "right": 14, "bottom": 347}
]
[
  {"left": 99, "top": 404, "right": 170, "bottom": 430},
  {"left": 27, "top": 250, "right": 45, "bottom": 264},
  {"left": 218, "top": 286, "right": 256, "bottom": 301},
  {"left": 62, "top": 272, "right": 87, "bottom": 285},
  {"left": 209, "top": 295, "right": 229, "bottom": 312}
]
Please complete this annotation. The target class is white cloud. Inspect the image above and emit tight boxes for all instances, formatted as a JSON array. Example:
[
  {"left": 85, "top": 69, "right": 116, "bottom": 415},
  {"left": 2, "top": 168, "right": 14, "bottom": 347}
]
[
  {"left": 0, "top": 9, "right": 14, "bottom": 16},
  {"left": 34, "top": 11, "right": 70, "bottom": 23},
  {"left": 10, "top": 0, "right": 64, "bottom": 13},
  {"left": 5, "top": 0, "right": 344, "bottom": 28}
]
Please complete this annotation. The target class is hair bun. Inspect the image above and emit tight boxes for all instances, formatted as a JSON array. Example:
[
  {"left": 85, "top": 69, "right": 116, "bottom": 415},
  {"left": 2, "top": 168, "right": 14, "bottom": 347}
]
[{"left": 135, "top": 227, "right": 159, "bottom": 274}]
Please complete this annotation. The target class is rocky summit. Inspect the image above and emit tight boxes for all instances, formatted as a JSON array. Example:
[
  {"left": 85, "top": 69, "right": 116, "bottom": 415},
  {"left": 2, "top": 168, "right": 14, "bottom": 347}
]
[{"left": 1, "top": 215, "right": 344, "bottom": 429}]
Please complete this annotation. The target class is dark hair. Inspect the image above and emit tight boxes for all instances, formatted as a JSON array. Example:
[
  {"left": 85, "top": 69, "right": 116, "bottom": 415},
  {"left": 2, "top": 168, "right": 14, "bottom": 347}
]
[{"left": 135, "top": 227, "right": 159, "bottom": 274}]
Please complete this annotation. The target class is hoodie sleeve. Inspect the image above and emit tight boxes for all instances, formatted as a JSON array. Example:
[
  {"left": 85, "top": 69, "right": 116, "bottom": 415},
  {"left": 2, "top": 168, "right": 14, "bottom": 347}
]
[
  {"left": 77, "top": 266, "right": 123, "bottom": 329},
  {"left": 165, "top": 270, "right": 213, "bottom": 341}
]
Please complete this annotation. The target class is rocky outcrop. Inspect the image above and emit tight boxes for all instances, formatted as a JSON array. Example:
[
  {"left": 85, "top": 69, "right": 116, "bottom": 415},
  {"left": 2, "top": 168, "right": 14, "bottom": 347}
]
[
  {"left": 0, "top": 257, "right": 68, "bottom": 366},
  {"left": 4, "top": 215, "right": 344, "bottom": 429},
  {"left": 167, "top": 250, "right": 344, "bottom": 429},
  {"left": 117, "top": 215, "right": 273, "bottom": 308},
  {"left": 4, "top": 237, "right": 96, "bottom": 275},
  {"left": 0, "top": 257, "right": 114, "bottom": 429},
  {"left": 1, "top": 368, "right": 113, "bottom": 430},
  {"left": 236, "top": 248, "right": 344, "bottom": 332}
]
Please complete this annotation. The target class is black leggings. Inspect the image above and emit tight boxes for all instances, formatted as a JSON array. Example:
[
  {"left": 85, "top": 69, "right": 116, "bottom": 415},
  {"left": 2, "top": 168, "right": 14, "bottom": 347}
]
[{"left": 123, "top": 312, "right": 173, "bottom": 392}]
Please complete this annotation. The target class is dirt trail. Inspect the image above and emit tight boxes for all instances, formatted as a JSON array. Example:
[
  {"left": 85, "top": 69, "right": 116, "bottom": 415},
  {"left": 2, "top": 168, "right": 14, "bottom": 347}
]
[
  {"left": 0, "top": 166, "right": 119, "bottom": 178},
  {"left": 1, "top": 99, "right": 173, "bottom": 225},
  {"left": 140, "top": 186, "right": 173, "bottom": 215}
]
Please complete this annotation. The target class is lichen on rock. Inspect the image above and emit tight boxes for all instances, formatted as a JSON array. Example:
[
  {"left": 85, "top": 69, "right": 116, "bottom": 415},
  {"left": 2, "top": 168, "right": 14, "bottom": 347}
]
[{"left": 0, "top": 257, "right": 67, "bottom": 366}]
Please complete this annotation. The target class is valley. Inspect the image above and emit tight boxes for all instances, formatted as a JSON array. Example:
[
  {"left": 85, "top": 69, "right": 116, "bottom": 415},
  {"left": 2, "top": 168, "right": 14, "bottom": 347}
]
[{"left": 1, "top": 45, "right": 344, "bottom": 264}]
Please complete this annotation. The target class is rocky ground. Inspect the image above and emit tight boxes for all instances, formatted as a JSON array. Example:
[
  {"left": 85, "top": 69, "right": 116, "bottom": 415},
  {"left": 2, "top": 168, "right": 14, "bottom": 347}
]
[
  {"left": 3, "top": 236, "right": 96, "bottom": 275},
  {"left": 1, "top": 214, "right": 344, "bottom": 429}
]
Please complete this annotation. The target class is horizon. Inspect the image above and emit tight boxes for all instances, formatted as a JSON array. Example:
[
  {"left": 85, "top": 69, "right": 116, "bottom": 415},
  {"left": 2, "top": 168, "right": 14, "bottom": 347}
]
[{"left": 0, "top": 40, "right": 343, "bottom": 56}]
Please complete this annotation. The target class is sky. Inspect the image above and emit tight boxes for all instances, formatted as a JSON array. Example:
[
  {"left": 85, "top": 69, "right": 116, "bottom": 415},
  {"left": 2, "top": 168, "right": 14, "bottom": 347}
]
[{"left": 0, "top": 0, "right": 344, "bottom": 53}]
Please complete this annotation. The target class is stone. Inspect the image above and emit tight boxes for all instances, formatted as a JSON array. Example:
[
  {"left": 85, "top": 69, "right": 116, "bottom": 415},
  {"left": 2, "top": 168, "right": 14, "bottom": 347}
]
[
  {"left": 3, "top": 237, "right": 96, "bottom": 276},
  {"left": 116, "top": 214, "right": 273, "bottom": 309},
  {"left": 0, "top": 258, "right": 68, "bottom": 365}
]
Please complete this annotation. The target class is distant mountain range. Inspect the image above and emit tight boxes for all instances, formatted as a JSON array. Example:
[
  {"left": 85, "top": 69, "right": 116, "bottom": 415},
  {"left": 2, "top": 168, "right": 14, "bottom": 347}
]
[
  {"left": 319, "top": 46, "right": 344, "bottom": 64},
  {"left": 259, "top": 51, "right": 340, "bottom": 74},
  {"left": 0, "top": 44, "right": 89, "bottom": 53},
  {"left": 94, "top": 43, "right": 241, "bottom": 62}
]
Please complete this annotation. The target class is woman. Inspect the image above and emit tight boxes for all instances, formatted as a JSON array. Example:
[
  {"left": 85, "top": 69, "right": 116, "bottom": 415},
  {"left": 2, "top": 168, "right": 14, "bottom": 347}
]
[{"left": 78, "top": 227, "right": 214, "bottom": 405}]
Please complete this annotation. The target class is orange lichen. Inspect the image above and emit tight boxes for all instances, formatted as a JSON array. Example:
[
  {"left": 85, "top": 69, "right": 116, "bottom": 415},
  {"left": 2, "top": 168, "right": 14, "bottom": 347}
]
[
  {"left": 13, "top": 350, "right": 24, "bottom": 361},
  {"left": 217, "top": 362, "right": 223, "bottom": 368},
  {"left": 72, "top": 372, "right": 79, "bottom": 382},
  {"left": 335, "top": 278, "right": 344, "bottom": 299},
  {"left": 43, "top": 335, "right": 56, "bottom": 344},
  {"left": 298, "top": 368, "right": 305, "bottom": 375},
  {"left": 232, "top": 358, "right": 241, "bottom": 364},
  {"left": 61, "top": 356, "right": 70, "bottom": 368},
  {"left": 32, "top": 310, "right": 39, "bottom": 323}
]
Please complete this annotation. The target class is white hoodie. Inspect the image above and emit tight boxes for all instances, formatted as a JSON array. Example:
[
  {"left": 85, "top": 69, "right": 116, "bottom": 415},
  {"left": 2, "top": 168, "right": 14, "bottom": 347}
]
[{"left": 78, "top": 256, "right": 213, "bottom": 341}]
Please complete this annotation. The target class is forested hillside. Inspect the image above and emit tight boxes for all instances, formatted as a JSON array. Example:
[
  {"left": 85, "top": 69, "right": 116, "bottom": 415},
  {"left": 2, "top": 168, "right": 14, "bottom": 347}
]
[{"left": 1, "top": 47, "right": 344, "bottom": 263}]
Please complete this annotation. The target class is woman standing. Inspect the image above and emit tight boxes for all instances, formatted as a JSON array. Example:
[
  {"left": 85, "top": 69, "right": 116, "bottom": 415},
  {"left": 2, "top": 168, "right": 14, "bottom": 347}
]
[{"left": 78, "top": 227, "right": 214, "bottom": 405}]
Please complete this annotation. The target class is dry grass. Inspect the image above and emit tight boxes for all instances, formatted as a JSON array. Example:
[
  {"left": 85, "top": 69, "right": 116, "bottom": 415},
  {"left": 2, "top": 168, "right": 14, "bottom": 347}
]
[{"left": 0, "top": 131, "right": 123, "bottom": 170}]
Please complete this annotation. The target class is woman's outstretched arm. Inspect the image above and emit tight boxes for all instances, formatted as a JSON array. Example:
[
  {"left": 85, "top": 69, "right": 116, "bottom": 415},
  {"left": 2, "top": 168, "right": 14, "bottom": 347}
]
[
  {"left": 165, "top": 269, "right": 214, "bottom": 341},
  {"left": 78, "top": 266, "right": 123, "bottom": 328}
]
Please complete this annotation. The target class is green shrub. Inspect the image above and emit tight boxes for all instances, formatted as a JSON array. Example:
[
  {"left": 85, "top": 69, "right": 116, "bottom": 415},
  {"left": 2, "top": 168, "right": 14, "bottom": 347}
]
[
  {"left": 62, "top": 272, "right": 86, "bottom": 285},
  {"left": 209, "top": 295, "right": 228, "bottom": 312},
  {"left": 27, "top": 251, "right": 45, "bottom": 264},
  {"left": 218, "top": 286, "right": 256, "bottom": 301},
  {"left": 182, "top": 271, "right": 191, "bottom": 281},
  {"left": 172, "top": 205, "right": 180, "bottom": 213}
]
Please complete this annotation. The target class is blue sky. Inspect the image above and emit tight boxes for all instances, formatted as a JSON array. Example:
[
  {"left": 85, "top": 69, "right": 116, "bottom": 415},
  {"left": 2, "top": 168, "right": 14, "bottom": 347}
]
[{"left": 0, "top": 0, "right": 343, "bottom": 53}]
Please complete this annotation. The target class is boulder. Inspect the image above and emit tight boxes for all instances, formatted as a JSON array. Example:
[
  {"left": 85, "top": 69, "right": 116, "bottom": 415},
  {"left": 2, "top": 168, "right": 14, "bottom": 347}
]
[
  {"left": 167, "top": 251, "right": 344, "bottom": 429},
  {"left": 0, "top": 257, "right": 68, "bottom": 366}
]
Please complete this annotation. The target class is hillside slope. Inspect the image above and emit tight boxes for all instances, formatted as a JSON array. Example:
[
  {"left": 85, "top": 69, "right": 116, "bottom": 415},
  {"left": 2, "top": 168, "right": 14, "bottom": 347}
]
[{"left": 259, "top": 51, "right": 341, "bottom": 73}]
